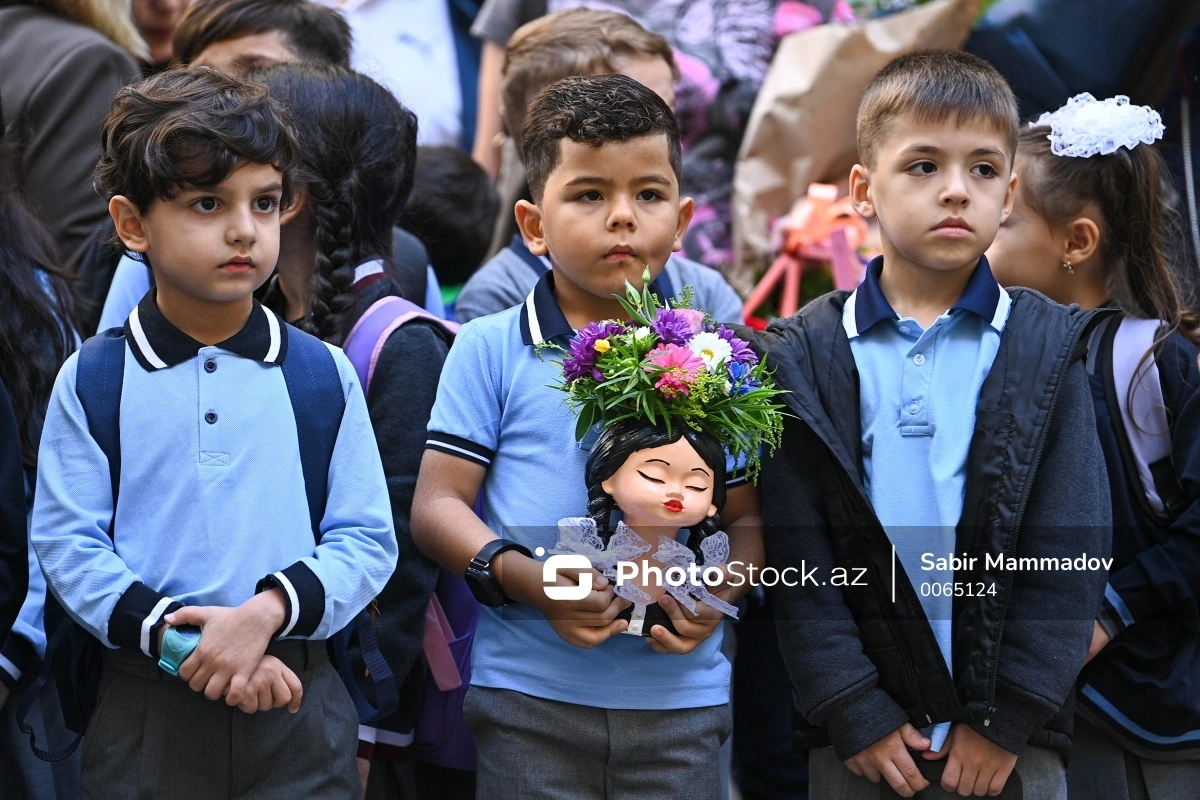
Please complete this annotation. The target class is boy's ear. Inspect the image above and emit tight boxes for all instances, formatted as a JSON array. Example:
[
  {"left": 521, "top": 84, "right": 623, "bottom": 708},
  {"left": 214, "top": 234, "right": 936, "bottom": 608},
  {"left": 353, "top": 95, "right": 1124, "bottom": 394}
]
[
  {"left": 849, "top": 165, "right": 875, "bottom": 219},
  {"left": 1000, "top": 169, "right": 1018, "bottom": 224},
  {"left": 279, "top": 185, "right": 309, "bottom": 227},
  {"left": 109, "top": 196, "right": 149, "bottom": 253},
  {"left": 1063, "top": 214, "right": 1101, "bottom": 267},
  {"left": 672, "top": 196, "right": 695, "bottom": 253},
  {"left": 515, "top": 199, "right": 548, "bottom": 256}
]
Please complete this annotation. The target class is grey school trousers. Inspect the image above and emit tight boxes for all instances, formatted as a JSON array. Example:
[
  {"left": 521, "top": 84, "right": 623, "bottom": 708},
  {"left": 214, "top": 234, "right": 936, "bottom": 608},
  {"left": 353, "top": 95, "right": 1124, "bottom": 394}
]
[
  {"left": 809, "top": 742, "right": 1066, "bottom": 800},
  {"left": 1067, "top": 714, "right": 1200, "bottom": 800},
  {"left": 81, "top": 639, "right": 359, "bottom": 800},
  {"left": 463, "top": 685, "right": 732, "bottom": 800}
]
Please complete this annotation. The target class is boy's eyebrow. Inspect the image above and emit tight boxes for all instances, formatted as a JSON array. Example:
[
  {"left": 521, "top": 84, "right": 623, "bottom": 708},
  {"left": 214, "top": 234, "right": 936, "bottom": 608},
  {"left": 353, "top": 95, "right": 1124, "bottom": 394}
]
[
  {"left": 896, "top": 144, "right": 1007, "bottom": 160},
  {"left": 562, "top": 174, "right": 674, "bottom": 188},
  {"left": 255, "top": 182, "right": 285, "bottom": 195}
]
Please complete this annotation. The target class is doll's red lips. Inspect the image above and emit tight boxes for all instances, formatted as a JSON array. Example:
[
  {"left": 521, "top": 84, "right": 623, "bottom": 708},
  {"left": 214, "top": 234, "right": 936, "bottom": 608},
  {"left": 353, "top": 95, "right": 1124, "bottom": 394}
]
[{"left": 663, "top": 499, "right": 683, "bottom": 513}]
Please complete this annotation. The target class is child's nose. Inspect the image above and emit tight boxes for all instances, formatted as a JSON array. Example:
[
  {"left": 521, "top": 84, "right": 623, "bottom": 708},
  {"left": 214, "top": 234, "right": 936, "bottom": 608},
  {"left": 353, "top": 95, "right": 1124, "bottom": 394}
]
[
  {"left": 940, "top": 169, "right": 970, "bottom": 206},
  {"left": 607, "top": 197, "right": 637, "bottom": 230}
]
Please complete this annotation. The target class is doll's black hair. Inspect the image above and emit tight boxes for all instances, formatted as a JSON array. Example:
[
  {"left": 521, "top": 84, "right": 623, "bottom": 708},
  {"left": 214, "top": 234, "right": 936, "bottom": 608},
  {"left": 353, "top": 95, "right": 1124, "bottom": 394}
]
[{"left": 584, "top": 419, "right": 726, "bottom": 561}]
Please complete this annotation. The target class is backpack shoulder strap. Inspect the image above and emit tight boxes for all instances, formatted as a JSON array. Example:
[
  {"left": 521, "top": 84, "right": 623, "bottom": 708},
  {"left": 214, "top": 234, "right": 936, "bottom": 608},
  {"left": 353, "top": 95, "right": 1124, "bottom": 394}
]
[
  {"left": 1092, "top": 314, "right": 1185, "bottom": 521},
  {"left": 1110, "top": 316, "right": 1186, "bottom": 520},
  {"left": 75, "top": 328, "right": 126, "bottom": 534},
  {"left": 343, "top": 296, "right": 458, "bottom": 393},
  {"left": 279, "top": 328, "right": 346, "bottom": 538}
]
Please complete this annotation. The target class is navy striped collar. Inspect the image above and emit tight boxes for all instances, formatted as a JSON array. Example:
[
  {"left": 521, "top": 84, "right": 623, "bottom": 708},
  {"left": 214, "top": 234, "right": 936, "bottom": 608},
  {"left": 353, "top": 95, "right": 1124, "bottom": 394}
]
[
  {"left": 124, "top": 290, "right": 288, "bottom": 371},
  {"left": 850, "top": 255, "right": 1003, "bottom": 336},
  {"left": 519, "top": 270, "right": 676, "bottom": 347}
]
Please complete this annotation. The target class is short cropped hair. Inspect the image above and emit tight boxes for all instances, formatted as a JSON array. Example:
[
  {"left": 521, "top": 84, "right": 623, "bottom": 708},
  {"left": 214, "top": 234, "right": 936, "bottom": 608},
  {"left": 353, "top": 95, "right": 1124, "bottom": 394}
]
[
  {"left": 95, "top": 67, "right": 300, "bottom": 213},
  {"left": 173, "top": 0, "right": 352, "bottom": 67},
  {"left": 856, "top": 50, "right": 1019, "bottom": 168},
  {"left": 521, "top": 74, "right": 682, "bottom": 204},
  {"left": 398, "top": 146, "right": 500, "bottom": 287},
  {"left": 502, "top": 8, "right": 678, "bottom": 151}
]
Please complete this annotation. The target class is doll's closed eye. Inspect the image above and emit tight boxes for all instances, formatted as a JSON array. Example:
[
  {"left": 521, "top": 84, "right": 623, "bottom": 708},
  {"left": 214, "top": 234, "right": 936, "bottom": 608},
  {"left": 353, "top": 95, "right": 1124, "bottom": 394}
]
[{"left": 636, "top": 470, "right": 665, "bottom": 484}]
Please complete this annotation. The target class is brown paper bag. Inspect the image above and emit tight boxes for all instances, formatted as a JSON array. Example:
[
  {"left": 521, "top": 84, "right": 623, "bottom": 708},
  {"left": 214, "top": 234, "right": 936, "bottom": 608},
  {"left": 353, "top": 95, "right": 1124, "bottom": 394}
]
[{"left": 730, "top": 0, "right": 980, "bottom": 292}]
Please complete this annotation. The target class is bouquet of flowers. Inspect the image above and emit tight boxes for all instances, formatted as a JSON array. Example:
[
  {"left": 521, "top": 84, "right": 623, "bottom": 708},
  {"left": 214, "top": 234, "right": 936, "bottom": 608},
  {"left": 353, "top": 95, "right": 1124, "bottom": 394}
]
[{"left": 554, "top": 270, "right": 785, "bottom": 481}]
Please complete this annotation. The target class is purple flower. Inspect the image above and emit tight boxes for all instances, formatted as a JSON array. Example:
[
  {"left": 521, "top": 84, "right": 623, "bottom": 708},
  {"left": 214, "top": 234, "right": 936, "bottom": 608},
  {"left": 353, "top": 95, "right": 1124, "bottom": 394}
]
[
  {"left": 716, "top": 325, "right": 759, "bottom": 365},
  {"left": 727, "top": 361, "right": 761, "bottom": 396},
  {"left": 563, "top": 321, "right": 625, "bottom": 382},
  {"left": 651, "top": 309, "right": 694, "bottom": 346}
]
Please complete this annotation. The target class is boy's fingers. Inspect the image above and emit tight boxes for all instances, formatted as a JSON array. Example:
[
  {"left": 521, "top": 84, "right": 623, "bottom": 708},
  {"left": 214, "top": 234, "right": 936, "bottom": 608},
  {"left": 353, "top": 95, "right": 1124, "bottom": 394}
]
[
  {"left": 987, "top": 769, "right": 1009, "bottom": 796},
  {"left": 187, "top": 660, "right": 214, "bottom": 693},
  {"left": 165, "top": 607, "right": 210, "bottom": 627},
  {"left": 941, "top": 757, "right": 962, "bottom": 793},
  {"left": 647, "top": 624, "right": 696, "bottom": 654},
  {"left": 879, "top": 762, "right": 916, "bottom": 798},
  {"left": 899, "top": 722, "right": 931, "bottom": 751},
  {"left": 225, "top": 674, "right": 248, "bottom": 706},
  {"left": 283, "top": 667, "right": 303, "bottom": 713},
  {"left": 204, "top": 673, "right": 230, "bottom": 702},
  {"left": 974, "top": 769, "right": 994, "bottom": 797},
  {"left": 894, "top": 752, "right": 929, "bottom": 793}
]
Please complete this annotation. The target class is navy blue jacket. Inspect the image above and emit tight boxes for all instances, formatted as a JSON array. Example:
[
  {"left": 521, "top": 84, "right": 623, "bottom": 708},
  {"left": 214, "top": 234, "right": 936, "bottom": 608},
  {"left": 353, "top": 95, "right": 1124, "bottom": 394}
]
[{"left": 755, "top": 289, "right": 1113, "bottom": 761}]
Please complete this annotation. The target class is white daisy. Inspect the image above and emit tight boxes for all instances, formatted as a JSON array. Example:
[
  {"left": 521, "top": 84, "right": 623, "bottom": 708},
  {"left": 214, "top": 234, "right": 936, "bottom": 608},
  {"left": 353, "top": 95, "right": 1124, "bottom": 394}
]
[{"left": 688, "top": 331, "right": 733, "bottom": 370}]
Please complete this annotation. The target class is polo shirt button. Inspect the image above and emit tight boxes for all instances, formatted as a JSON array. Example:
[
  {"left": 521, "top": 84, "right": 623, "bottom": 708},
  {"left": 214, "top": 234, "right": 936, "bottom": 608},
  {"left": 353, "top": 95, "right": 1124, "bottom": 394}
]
[
  {"left": 913, "top": 354, "right": 926, "bottom": 366},
  {"left": 205, "top": 411, "right": 218, "bottom": 424},
  {"left": 204, "top": 359, "right": 217, "bottom": 373},
  {"left": 899, "top": 326, "right": 910, "bottom": 334},
  {"left": 907, "top": 401, "right": 919, "bottom": 414}
]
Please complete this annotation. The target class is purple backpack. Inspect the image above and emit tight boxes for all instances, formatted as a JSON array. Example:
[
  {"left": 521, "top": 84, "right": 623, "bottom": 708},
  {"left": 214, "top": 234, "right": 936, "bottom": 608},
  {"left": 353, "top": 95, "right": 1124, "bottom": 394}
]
[{"left": 342, "top": 296, "right": 480, "bottom": 772}]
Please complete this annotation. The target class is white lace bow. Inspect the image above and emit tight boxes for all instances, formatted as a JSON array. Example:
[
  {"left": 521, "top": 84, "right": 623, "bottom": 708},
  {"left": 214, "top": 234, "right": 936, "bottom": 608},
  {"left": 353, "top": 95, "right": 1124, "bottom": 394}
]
[{"left": 1032, "top": 93, "right": 1165, "bottom": 158}]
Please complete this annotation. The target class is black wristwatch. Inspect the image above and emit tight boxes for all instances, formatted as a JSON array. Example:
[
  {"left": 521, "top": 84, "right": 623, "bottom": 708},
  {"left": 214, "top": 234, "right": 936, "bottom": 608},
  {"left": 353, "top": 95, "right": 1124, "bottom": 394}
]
[{"left": 464, "top": 539, "right": 532, "bottom": 607}]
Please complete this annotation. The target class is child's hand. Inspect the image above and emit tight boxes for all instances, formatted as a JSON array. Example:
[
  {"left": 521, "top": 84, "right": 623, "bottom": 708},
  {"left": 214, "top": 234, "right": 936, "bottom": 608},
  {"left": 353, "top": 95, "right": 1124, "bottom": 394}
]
[
  {"left": 236, "top": 654, "right": 303, "bottom": 714},
  {"left": 541, "top": 571, "right": 631, "bottom": 648},
  {"left": 1085, "top": 620, "right": 1111, "bottom": 663},
  {"left": 933, "top": 723, "right": 1017, "bottom": 796},
  {"left": 844, "top": 722, "right": 931, "bottom": 797},
  {"left": 167, "top": 588, "right": 286, "bottom": 705},
  {"left": 646, "top": 593, "right": 724, "bottom": 654}
]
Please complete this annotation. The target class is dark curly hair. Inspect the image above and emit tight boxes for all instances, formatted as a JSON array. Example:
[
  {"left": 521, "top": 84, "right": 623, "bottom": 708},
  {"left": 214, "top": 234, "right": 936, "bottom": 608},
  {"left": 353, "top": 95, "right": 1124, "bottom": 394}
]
[
  {"left": 521, "top": 74, "right": 682, "bottom": 203},
  {"left": 256, "top": 63, "right": 419, "bottom": 345},
  {"left": 0, "top": 135, "right": 78, "bottom": 469},
  {"left": 95, "top": 67, "right": 299, "bottom": 214},
  {"left": 585, "top": 419, "right": 726, "bottom": 562}
]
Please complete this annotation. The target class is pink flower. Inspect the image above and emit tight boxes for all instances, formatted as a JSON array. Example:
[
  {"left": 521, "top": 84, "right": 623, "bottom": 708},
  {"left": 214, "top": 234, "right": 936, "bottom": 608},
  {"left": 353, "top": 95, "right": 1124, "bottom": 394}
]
[
  {"left": 676, "top": 308, "right": 705, "bottom": 335},
  {"left": 647, "top": 344, "right": 705, "bottom": 399}
]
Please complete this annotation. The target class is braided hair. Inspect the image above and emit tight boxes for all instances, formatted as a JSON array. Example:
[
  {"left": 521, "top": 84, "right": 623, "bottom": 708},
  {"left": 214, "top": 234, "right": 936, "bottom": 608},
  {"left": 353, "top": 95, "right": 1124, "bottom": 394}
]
[
  {"left": 256, "top": 64, "right": 418, "bottom": 345},
  {"left": 584, "top": 419, "right": 727, "bottom": 562}
]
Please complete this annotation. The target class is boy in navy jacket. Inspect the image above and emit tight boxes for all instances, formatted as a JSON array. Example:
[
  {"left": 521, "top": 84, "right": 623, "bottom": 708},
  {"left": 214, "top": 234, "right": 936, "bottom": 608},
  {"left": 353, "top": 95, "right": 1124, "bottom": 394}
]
[
  {"left": 30, "top": 68, "right": 396, "bottom": 798},
  {"left": 758, "top": 51, "right": 1112, "bottom": 798}
]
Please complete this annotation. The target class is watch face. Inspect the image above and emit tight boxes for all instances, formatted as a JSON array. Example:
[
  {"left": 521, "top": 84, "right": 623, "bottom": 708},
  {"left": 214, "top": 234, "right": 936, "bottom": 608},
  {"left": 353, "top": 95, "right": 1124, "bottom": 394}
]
[
  {"left": 172, "top": 624, "right": 202, "bottom": 644},
  {"left": 465, "top": 567, "right": 505, "bottom": 607}
]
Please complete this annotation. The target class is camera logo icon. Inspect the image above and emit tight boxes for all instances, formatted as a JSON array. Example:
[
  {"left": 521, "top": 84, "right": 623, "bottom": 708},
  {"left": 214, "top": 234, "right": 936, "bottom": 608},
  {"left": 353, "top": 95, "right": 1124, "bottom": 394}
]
[{"left": 541, "top": 553, "right": 593, "bottom": 601}]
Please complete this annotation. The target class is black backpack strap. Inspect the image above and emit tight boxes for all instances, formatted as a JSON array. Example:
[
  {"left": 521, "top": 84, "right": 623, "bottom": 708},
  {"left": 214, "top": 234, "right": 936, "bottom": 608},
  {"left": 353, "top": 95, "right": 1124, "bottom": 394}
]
[
  {"left": 279, "top": 331, "right": 398, "bottom": 723},
  {"left": 16, "top": 328, "right": 126, "bottom": 761}
]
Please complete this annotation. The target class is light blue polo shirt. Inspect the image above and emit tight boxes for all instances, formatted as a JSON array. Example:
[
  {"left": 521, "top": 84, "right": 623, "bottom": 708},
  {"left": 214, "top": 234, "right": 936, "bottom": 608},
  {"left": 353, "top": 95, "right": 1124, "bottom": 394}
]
[
  {"left": 426, "top": 271, "right": 732, "bottom": 710},
  {"left": 843, "top": 255, "right": 1011, "bottom": 749}
]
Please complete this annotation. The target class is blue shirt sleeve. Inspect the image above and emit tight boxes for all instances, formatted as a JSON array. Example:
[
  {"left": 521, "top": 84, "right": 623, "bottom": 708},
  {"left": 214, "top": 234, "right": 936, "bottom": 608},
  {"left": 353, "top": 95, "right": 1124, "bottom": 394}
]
[
  {"left": 31, "top": 354, "right": 144, "bottom": 649},
  {"left": 426, "top": 319, "right": 503, "bottom": 467}
]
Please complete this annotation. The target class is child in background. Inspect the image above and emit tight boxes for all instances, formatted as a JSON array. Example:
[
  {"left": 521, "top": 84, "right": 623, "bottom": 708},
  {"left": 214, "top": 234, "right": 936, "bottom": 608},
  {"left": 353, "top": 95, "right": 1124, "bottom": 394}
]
[
  {"left": 0, "top": 129, "right": 78, "bottom": 799},
  {"left": 454, "top": 8, "right": 743, "bottom": 326},
  {"left": 398, "top": 146, "right": 500, "bottom": 319},
  {"left": 758, "top": 51, "right": 1111, "bottom": 799},
  {"left": 988, "top": 95, "right": 1200, "bottom": 799},
  {"left": 254, "top": 63, "right": 456, "bottom": 799},
  {"left": 31, "top": 68, "right": 397, "bottom": 797},
  {"left": 98, "top": 0, "right": 441, "bottom": 329},
  {"left": 413, "top": 74, "right": 763, "bottom": 800}
]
